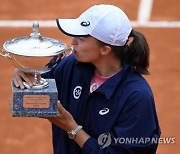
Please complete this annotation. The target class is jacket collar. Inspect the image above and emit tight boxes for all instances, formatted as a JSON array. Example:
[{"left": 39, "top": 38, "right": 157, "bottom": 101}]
[
  {"left": 97, "top": 61, "right": 130, "bottom": 99},
  {"left": 77, "top": 61, "right": 130, "bottom": 100},
  {"left": 76, "top": 61, "right": 95, "bottom": 83}
]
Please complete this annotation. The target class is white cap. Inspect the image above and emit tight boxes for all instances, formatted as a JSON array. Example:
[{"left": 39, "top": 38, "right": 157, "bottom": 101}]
[{"left": 56, "top": 4, "right": 132, "bottom": 46}]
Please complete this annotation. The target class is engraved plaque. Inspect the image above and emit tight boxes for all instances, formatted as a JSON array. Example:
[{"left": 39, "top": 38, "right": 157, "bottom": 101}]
[{"left": 23, "top": 95, "right": 50, "bottom": 108}]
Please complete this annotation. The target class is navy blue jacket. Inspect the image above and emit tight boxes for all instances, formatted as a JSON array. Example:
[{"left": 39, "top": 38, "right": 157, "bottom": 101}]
[{"left": 43, "top": 54, "right": 161, "bottom": 154}]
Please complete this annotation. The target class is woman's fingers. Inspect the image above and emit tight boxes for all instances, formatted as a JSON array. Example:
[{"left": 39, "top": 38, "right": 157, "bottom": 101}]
[
  {"left": 12, "top": 69, "right": 36, "bottom": 89},
  {"left": 57, "top": 100, "right": 66, "bottom": 115},
  {"left": 12, "top": 72, "right": 25, "bottom": 89}
]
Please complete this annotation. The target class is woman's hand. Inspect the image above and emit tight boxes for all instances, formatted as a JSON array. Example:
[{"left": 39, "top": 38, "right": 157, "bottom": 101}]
[
  {"left": 47, "top": 100, "right": 78, "bottom": 132},
  {"left": 47, "top": 101, "right": 90, "bottom": 148},
  {"left": 12, "top": 68, "right": 36, "bottom": 89}
]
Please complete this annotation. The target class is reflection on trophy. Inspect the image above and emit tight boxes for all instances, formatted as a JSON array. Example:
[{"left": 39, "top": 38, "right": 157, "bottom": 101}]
[{"left": 0, "top": 22, "right": 71, "bottom": 117}]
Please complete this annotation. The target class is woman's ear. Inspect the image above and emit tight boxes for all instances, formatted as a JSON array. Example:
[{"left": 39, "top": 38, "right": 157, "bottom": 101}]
[{"left": 100, "top": 45, "right": 112, "bottom": 56}]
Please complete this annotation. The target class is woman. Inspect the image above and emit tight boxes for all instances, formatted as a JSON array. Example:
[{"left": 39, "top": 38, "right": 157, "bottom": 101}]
[{"left": 13, "top": 4, "right": 161, "bottom": 154}]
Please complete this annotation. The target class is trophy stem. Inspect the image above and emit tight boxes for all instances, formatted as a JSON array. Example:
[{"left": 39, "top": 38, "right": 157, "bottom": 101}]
[{"left": 34, "top": 72, "right": 39, "bottom": 84}]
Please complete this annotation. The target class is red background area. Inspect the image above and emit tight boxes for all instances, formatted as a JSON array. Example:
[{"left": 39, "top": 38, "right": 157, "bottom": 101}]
[{"left": 0, "top": 0, "right": 180, "bottom": 154}]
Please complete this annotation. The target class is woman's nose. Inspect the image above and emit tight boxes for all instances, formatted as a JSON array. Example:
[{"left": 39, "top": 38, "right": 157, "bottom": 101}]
[{"left": 71, "top": 37, "right": 78, "bottom": 45}]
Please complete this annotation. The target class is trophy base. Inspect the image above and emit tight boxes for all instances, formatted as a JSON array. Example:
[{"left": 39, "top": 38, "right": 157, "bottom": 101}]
[{"left": 10, "top": 79, "right": 59, "bottom": 117}]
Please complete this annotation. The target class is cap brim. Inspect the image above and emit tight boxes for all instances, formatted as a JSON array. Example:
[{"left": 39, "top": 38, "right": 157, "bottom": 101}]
[{"left": 56, "top": 19, "right": 88, "bottom": 37}]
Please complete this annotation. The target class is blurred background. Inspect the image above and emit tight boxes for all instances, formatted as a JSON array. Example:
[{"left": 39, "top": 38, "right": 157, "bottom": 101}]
[{"left": 0, "top": 0, "right": 179, "bottom": 153}]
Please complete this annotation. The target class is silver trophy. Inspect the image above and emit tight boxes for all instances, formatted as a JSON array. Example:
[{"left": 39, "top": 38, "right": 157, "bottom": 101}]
[{"left": 0, "top": 22, "right": 72, "bottom": 117}]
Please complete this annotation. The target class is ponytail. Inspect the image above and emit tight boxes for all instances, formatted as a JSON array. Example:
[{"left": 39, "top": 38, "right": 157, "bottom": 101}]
[
  {"left": 96, "top": 29, "right": 150, "bottom": 75},
  {"left": 112, "top": 29, "right": 150, "bottom": 75}
]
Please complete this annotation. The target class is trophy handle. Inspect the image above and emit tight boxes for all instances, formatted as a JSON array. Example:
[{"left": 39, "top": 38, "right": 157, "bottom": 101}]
[
  {"left": 0, "top": 50, "right": 11, "bottom": 59},
  {"left": 61, "top": 46, "right": 73, "bottom": 59},
  {"left": 65, "top": 46, "right": 73, "bottom": 56}
]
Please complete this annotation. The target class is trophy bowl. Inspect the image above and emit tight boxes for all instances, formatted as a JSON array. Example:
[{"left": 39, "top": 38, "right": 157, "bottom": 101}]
[
  {"left": 1, "top": 21, "right": 72, "bottom": 89},
  {"left": 0, "top": 21, "right": 71, "bottom": 117}
]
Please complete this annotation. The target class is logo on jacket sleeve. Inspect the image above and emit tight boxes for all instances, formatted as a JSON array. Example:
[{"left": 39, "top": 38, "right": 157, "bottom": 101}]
[{"left": 73, "top": 86, "right": 82, "bottom": 99}]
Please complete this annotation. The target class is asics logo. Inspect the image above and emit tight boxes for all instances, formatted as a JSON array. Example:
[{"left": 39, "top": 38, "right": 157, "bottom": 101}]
[
  {"left": 99, "top": 108, "right": 109, "bottom": 115},
  {"left": 80, "top": 21, "right": 90, "bottom": 27}
]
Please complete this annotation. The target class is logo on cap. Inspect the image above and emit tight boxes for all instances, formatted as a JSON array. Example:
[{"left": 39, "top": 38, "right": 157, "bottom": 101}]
[{"left": 80, "top": 21, "right": 90, "bottom": 27}]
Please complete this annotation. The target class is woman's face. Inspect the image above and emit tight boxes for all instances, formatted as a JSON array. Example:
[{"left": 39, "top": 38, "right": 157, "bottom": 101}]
[{"left": 71, "top": 36, "right": 102, "bottom": 63}]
